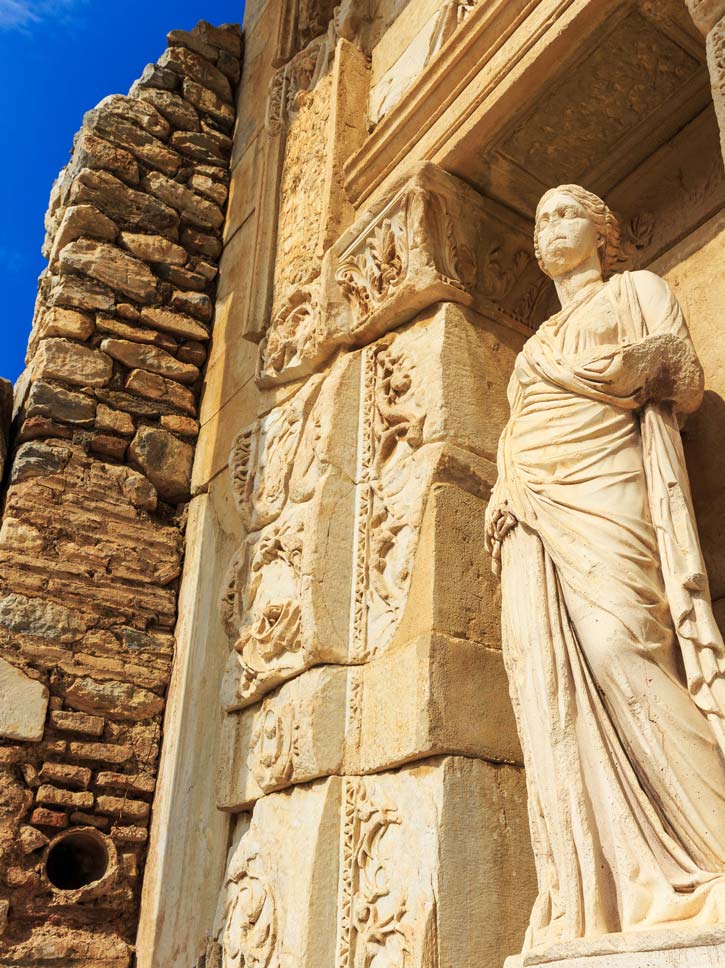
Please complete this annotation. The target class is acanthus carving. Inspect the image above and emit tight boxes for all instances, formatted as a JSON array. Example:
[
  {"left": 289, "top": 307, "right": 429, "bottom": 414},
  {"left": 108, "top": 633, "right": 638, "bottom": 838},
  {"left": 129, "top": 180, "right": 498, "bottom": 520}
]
[
  {"left": 222, "top": 510, "right": 305, "bottom": 708},
  {"left": 336, "top": 211, "right": 408, "bottom": 319},
  {"left": 337, "top": 779, "right": 423, "bottom": 968},
  {"left": 336, "top": 187, "right": 475, "bottom": 327},
  {"left": 218, "top": 838, "right": 280, "bottom": 968},
  {"left": 248, "top": 700, "right": 299, "bottom": 793},
  {"left": 258, "top": 288, "right": 327, "bottom": 386}
]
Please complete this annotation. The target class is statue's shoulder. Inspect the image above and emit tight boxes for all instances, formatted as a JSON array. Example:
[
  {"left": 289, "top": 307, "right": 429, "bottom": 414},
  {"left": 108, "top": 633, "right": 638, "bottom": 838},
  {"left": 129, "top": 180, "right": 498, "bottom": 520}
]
[{"left": 627, "top": 269, "right": 672, "bottom": 304}]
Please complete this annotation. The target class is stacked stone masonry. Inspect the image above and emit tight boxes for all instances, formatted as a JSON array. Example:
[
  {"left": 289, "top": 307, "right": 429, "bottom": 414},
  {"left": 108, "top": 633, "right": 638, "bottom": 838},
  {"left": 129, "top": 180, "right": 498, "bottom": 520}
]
[{"left": 0, "top": 20, "right": 241, "bottom": 968}]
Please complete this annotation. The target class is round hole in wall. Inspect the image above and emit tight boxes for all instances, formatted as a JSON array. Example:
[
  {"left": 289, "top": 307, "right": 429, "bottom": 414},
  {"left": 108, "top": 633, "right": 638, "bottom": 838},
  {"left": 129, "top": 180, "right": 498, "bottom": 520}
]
[{"left": 45, "top": 830, "right": 109, "bottom": 891}]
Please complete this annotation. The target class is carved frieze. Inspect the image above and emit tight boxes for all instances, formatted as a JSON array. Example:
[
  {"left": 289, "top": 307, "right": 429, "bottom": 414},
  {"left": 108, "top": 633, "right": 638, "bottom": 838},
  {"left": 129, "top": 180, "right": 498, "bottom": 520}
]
[{"left": 221, "top": 353, "right": 360, "bottom": 710}]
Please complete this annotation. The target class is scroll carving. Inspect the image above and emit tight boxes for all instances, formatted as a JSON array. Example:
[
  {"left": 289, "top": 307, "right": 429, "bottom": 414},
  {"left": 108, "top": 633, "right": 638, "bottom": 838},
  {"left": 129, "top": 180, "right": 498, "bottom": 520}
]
[
  {"left": 218, "top": 838, "right": 280, "bottom": 968},
  {"left": 351, "top": 338, "right": 427, "bottom": 662},
  {"left": 337, "top": 778, "right": 437, "bottom": 968}
]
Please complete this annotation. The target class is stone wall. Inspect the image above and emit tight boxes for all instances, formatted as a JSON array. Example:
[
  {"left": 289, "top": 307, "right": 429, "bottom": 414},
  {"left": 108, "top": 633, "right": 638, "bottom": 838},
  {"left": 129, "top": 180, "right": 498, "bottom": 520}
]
[{"left": 0, "top": 20, "right": 241, "bottom": 967}]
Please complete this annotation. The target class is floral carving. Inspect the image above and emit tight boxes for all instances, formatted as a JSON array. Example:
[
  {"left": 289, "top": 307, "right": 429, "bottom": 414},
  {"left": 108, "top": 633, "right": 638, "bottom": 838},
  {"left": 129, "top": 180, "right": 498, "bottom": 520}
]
[
  {"left": 222, "top": 512, "right": 305, "bottom": 707},
  {"left": 336, "top": 187, "right": 478, "bottom": 326},
  {"left": 219, "top": 839, "right": 279, "bottom": 968},
  {"left": 247, "top": 701, "right": 299, "bottom": 793},
  {"left": 265, "top": 34, "right": 331, "bottom": 134},
  {"left": 351, "top": 339, "right": 426, "bottom": 662},
  {"left": 335, "top": 781, "right": 416, "bottom": 968},
  {"left": 337, "top": 213, "right": 408, "bottom": 319},
  {"left": 259, "top": 289, "right": 325, "bottom": 385}
]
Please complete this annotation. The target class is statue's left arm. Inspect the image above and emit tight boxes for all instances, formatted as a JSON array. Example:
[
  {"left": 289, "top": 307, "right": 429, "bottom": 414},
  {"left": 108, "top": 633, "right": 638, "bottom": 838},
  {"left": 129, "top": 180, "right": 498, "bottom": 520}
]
[{"left": 629, "top": 270, "right": 705, "bottom": 415}]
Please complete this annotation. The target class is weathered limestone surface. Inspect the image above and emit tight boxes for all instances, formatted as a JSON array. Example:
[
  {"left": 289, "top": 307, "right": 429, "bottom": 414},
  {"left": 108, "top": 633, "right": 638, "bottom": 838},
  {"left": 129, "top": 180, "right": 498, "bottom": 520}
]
[{"left": 0, "top": 18, "right": 241, "bottom": 966}]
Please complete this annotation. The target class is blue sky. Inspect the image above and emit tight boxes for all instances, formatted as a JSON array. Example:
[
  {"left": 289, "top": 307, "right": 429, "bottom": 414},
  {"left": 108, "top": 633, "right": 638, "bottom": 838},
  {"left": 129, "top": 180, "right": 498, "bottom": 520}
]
[{"left": 0, "top": 0, "right": 245, "bottom": 384}]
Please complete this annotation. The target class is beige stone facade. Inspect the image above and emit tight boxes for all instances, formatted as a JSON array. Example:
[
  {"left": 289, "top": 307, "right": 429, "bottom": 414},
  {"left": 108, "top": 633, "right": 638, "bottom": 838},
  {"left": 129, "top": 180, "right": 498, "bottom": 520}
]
[{"left": 2, "top": 1, "right": 725, "bottom": 966}]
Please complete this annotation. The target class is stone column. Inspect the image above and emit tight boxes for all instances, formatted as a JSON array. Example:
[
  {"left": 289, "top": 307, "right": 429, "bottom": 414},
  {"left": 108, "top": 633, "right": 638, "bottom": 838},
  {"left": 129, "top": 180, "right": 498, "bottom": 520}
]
[{"left": 687, "top": 0, "right": 725, "bottom": 162}]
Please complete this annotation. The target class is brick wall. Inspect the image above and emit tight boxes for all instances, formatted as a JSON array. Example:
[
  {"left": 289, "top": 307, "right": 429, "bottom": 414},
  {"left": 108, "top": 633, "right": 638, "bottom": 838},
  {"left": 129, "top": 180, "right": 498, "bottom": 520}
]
[{"left": 0, "top": 20, "right": 241, "bottom": 968}]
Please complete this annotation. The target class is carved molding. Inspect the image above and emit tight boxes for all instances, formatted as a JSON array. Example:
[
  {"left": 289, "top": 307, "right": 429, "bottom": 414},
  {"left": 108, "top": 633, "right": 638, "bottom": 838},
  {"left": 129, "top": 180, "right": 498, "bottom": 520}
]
[{"left": 266, "top": 34, "right": 332, "bottom": 135}]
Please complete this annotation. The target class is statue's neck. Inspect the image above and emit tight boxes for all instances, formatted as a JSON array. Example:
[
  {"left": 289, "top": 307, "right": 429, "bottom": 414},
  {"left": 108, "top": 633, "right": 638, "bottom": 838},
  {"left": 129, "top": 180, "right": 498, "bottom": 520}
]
[{"left": 553, "top": 258, "right": 604, "bottom": 310}]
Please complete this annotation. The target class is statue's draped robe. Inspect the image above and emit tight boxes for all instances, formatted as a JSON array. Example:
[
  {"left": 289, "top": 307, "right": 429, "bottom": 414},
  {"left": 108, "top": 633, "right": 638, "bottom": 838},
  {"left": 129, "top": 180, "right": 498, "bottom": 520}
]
[{"left": 497, "top": 272, "right": 725, "bottom": 952}]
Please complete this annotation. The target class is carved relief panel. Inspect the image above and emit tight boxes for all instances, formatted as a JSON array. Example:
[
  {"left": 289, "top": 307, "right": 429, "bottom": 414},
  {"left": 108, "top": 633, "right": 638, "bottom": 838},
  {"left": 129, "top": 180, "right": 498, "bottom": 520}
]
[
  {"left": 221, "top": 352, "right": 360, "bottom": 711},
  {"left": 211, "top": 777, "right": 343, "bottom": 968},
  {"left": 350, "top": 302, "right": 525, "bottom": 663}
]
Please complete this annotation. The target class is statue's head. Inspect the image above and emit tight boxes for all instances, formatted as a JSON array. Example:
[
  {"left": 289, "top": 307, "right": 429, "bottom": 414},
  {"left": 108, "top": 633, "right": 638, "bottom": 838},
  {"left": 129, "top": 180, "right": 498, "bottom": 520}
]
[{"left": 534, "top": 185, "right": 620, "bottom": 280}]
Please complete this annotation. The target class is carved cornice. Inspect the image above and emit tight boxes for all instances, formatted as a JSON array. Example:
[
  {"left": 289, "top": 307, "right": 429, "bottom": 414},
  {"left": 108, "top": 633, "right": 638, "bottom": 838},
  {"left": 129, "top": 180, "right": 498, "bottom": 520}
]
[{"left": 257, "top": 163, "right": 545, "bottom": 387}]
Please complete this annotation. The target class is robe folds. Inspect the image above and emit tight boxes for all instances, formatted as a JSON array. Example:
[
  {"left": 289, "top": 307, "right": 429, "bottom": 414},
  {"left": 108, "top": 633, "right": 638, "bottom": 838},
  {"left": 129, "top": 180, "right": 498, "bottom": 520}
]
[{"left": 494, "top": 271, "right": 725, "bottom": 952}]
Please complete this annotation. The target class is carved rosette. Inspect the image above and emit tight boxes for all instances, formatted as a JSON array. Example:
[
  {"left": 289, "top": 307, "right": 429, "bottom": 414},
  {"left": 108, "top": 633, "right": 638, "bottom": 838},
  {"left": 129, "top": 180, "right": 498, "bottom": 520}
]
[
  {"left": 247, "top": 700, "right": 299, "bottom": 793},
  {"left": 258, "top": 287, "right": 328, "bottom": 387}
]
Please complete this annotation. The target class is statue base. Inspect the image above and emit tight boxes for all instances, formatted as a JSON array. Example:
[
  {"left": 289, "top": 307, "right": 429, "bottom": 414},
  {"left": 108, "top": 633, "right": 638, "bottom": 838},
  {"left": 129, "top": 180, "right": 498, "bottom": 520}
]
[{"left": 504, "top": 926, "right": 725, "bottom": 968}]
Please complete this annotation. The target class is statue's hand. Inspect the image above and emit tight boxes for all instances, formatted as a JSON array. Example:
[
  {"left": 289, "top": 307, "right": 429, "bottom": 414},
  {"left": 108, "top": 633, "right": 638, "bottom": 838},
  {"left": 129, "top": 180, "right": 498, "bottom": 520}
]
[{"left": 485, "top": 497, "right": 517, "bottom": 577}]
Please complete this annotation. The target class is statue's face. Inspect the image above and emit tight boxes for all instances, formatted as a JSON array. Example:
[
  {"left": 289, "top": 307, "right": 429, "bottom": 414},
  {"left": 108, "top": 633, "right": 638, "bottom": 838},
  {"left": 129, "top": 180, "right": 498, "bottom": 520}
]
[{"left": 536, "top": 191, "right": 601, "bottom": 278}]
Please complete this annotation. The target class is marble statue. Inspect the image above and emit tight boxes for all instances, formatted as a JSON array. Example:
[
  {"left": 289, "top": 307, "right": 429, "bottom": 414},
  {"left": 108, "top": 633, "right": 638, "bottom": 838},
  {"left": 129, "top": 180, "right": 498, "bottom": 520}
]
[{"left": 485, "top": 185, "right": 725, "bottom": 954}]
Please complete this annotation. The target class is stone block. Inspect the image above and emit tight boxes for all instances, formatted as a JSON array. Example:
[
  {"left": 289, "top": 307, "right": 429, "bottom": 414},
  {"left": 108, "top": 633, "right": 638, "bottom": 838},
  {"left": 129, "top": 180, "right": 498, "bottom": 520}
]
[
  {"left": 0, "top": 657, "right": 49, "bottom": 742},
  {"left": 49, "top": 709, "right": 104, "bottom": 737},
  {"left": 337, "top": 758, "right": 535, "bottom": 968},
  {"left": 217, "top": 665, "right": 347, "bottom": 810},
  {"left": 137, "top": 87, "right": 201, "bottom": 132},
  {"left": 210, "top": 777, "right": 341, "bottom": 967},
  {"left": 70, "top": 168, "right": 179, "bottom": 236},
  {"left": 32, "top": 338, "right": 113, "bottom": 389},
  {"left": 159, "top": 45, "right": 232, "bottom": 103},
  {"left": 63, "top": 676, "right": 164, "bottom": 722},
  {"left": 36, "top": 784, "right": 93, "bottom": 810},
  {"left": 39, "top": 762, "right": 91, "bottom": 789},
  {"left": 139, "top": 306, "right": 209, "bottom": 341},
  {"left": 143, "top": 170, "right": 224, "bottom": 231},
  {"left": 100, "top": 338, "right": 199, "bottom": 384},
  {"left": 182, "top": 77, "right": 235, "bottom": 129},
  {"left": 119, "top": 231, "right": 187, "bottom": 265},
  {"left": 48, "top": 203, "right": 118, "bottom": 266},
  {"left": 26, "top": 380, "right": 96, "bottom": 427},
  {"left": 59, "top": 238, "right": 159, "bottom": 304},
  {"left": 125, "top": 368, "right": 196, "bottom": 416},
  {"left": 37, "top": 306, "right": 95, "bottom": 341},
  {"left": 129, "top": 426, "right": 193, "bottom": 503}
]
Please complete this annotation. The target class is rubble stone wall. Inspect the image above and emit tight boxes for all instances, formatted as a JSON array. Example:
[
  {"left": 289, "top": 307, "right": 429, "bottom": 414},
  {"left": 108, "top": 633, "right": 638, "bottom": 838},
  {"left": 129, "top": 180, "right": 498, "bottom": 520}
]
[{"left": 0, "top": 20, "right": 241, "bottom": 967}]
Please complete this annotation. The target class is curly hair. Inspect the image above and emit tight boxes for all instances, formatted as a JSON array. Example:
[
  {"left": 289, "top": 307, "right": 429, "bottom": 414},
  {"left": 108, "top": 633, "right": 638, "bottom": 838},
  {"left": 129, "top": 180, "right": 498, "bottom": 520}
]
[{"left": 534, "top": 185, "right": 621, "bottom": 279}]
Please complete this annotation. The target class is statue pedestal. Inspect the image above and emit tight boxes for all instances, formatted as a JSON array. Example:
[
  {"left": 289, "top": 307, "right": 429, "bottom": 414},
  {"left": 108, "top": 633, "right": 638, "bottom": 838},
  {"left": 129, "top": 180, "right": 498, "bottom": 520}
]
[{"left": 505, "top": 927, "right": 725, "bottom": 968}]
